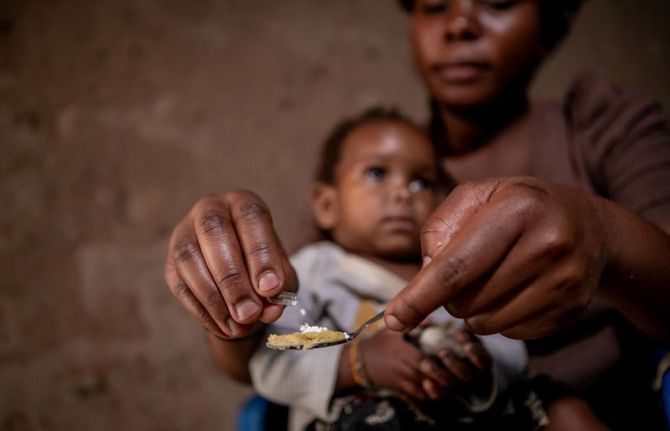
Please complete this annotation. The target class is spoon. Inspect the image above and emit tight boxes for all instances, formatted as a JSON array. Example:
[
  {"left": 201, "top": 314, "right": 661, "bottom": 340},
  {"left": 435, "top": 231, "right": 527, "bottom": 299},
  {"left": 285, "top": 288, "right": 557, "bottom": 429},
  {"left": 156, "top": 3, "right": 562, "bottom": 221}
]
[{"left": 266, "top": 310, "right": 385, "bottom": 350}]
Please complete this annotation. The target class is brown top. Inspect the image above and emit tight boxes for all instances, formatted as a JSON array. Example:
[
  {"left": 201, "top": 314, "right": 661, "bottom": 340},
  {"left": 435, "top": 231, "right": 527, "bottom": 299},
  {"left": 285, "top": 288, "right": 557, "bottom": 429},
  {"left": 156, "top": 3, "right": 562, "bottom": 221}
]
[
  {"left": 523, "top": 76, "right": 670, "bottom": 423},
  {"left": 443, "top": 74, "right": 670, "bottom": 229},
  {"left": 531, "top": 73, "right": 670, "bottom": 227},
  {"left": 441, "top": 76, "right": 670, "bottom": 419}
]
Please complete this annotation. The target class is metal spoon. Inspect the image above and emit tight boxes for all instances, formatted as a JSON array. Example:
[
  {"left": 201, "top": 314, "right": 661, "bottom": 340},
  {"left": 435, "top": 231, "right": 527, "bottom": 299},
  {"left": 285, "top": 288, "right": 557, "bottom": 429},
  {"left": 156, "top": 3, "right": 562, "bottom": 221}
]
[{"left": 266, "top": 310, "right": 385, "bottom": 350}]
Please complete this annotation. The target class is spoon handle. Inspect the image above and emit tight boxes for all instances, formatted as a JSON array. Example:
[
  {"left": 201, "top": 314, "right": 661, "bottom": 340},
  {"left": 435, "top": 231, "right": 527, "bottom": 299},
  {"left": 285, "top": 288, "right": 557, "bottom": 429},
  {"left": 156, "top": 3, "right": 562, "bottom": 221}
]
[{"left": 349, "top": 310, "right": 385, "bottom": 339}]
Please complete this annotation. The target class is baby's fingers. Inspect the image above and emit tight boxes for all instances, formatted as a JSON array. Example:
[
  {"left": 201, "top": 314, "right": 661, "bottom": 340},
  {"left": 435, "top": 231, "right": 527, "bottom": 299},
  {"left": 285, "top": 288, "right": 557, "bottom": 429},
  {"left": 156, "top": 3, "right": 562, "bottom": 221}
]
[
  {"left": 462, "top": 341, "right": 492, "bottom": 372},
  {"left": 419, "top": 357, "right": 453, "bottom": 389},
  {"left": 398, "top": 377, "right": 427, "bottom": 402},
  {"left": 437, "top": 349, "right": 475, "bottom": 382},
  {"left": 396, "top": 362, "right": 429, "bottom": 401},
  {"left": 449, "top": 329, "right": 492, "bottom": 371},
  {"left": 422, "top": 379, "right": 443, "bottom": 400}
]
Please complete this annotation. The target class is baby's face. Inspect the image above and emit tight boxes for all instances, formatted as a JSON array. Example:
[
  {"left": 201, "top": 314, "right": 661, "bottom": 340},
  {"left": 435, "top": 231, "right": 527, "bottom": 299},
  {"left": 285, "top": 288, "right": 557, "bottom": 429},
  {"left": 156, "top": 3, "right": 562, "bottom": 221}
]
[{"left": 329, "top": 120, "right": 442, "bottom": 261}]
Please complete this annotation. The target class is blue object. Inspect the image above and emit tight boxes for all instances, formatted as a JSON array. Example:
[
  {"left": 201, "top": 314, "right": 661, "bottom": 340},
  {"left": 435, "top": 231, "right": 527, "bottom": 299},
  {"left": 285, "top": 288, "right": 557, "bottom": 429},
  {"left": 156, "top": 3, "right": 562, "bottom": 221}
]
[
  {"left": 663, "top": 366, "right": 670, "bottom": 430},
  {"left": 654, "top": 348, "right": 670, "bottom": 430},
  {"left": 237, "top": 395, "right": 272, "bottom": 431}
]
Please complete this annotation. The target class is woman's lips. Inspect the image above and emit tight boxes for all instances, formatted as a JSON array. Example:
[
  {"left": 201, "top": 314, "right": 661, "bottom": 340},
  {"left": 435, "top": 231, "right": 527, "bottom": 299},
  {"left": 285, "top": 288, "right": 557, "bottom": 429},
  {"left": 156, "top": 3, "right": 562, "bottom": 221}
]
[{"left": 433, "top": 62, "right": 490, "bottom": 83}]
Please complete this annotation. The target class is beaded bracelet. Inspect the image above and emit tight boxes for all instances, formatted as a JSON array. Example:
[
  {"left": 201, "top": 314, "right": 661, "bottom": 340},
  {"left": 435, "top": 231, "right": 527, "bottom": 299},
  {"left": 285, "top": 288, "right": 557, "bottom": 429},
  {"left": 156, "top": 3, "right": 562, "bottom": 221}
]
[{"left": 349, "top": 339, "right": 372, "bottom": 388}]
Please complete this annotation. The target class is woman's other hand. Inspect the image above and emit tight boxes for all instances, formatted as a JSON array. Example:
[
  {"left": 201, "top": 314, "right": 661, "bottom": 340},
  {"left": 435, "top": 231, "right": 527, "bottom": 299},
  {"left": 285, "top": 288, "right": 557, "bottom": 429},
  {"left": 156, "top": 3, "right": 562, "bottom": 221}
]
[
  {"left": 385, "top": 177, "right": 610, "bottom": 339},
  {"left": 164, "top": 191, "right": 297, "bottom": 340}
]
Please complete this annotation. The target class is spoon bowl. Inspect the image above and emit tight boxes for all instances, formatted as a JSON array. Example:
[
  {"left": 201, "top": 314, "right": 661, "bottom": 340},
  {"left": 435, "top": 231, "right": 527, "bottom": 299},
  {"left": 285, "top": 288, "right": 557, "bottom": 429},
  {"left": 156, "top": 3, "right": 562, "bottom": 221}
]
[{"left": 266, "top": 310, "right": 385, "bottom": 350}]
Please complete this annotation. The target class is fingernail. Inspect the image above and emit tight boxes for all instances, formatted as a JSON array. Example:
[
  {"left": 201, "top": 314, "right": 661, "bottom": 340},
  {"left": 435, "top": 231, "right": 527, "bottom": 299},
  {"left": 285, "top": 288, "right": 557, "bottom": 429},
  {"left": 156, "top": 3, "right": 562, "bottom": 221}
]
[
  {"left": 384, "top": 314, "right": 406, "bottom": 331},
  {"left": 422, "top": 255, "right": 432, "bottom": 268},
  {"left": 235, "top": 300, "right": 260, "bottom": 321},
  {"left": 227, "top": 317, "right": 240, "bottom": 336},
  {"left": 258, "top": 271, "right": 280, "bottom": 292}
]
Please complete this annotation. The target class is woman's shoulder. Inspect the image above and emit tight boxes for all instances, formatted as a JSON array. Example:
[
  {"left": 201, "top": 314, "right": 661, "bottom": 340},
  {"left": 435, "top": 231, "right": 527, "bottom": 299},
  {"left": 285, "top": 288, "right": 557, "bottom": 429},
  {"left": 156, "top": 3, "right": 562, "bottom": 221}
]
[
  {"left": 562, "top": 73, "right": 666, "bottom": 138},
  {"left": 560, "top": 74, "right": 670, "bottom": 224}
]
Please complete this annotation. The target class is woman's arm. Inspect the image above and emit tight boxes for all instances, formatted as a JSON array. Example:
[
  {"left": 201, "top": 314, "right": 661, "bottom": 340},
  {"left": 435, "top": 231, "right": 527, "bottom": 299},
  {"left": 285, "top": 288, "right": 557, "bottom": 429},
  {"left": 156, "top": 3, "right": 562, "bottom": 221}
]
[
  {"left": 595, "top": 196, "right": 670, "bottom": 343},
  {"left": 206, "top": 330, "right": 265, "bottom": 384}
]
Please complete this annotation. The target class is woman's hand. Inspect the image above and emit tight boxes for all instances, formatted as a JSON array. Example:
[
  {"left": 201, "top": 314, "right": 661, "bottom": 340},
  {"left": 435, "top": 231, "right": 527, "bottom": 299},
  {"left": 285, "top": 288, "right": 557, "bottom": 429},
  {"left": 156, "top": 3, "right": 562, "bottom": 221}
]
[
  {"left": 385, "top": 177, "right": 611, "bottom": 340},
  {"left": 164, "top": 191, "right": 297, "bottom": 340}
]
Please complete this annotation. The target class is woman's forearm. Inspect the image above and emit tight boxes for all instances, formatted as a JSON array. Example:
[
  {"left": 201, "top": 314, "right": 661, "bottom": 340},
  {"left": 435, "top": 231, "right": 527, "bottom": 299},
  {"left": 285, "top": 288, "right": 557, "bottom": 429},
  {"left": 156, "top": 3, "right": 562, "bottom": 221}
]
[
  {"left": 207, "top": 332, "right": 264, "bottom": 384},
  {"left": 596, "top": 196, "right": 670, "bottom": 344}
]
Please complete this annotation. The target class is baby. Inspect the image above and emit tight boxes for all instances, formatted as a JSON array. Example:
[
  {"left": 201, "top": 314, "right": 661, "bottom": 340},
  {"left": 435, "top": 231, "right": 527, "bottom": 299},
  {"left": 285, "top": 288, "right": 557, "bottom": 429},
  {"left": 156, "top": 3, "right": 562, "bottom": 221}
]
[{"left": 249, "top": 107, "right": 528, "bottom": 430}]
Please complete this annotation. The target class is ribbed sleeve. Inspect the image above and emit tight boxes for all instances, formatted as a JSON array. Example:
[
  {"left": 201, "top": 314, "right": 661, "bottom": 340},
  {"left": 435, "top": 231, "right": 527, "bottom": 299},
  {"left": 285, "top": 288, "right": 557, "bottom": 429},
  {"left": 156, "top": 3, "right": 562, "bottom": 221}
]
[{"left": 566, "top": 74, "right": 670, "bottom": 227}]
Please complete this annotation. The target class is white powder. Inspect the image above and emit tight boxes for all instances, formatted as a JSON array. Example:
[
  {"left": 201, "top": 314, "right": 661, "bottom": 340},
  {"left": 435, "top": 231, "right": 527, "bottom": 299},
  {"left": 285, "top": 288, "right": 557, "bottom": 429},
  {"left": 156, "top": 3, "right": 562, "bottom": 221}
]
[{"left": 299, "top": 324, "right": 330, "bottom": 333}]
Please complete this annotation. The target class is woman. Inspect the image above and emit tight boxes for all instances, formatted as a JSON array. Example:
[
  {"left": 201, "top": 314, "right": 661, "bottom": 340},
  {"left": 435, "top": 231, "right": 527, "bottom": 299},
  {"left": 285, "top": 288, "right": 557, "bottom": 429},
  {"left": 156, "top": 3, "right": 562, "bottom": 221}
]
[
  {"left": 386, "top": 0, "right": 670, "bottom": 343},
  {"left": 164, "top": 0, "right": 670, "bottom": 426}
]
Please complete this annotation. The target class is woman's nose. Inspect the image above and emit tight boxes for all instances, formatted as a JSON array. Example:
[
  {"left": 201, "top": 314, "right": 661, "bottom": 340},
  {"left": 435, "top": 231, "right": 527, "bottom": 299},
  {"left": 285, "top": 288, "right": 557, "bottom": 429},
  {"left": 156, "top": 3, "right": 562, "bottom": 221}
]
[{"left": 444, "top": 0, "right": 481, "bottom": 41}]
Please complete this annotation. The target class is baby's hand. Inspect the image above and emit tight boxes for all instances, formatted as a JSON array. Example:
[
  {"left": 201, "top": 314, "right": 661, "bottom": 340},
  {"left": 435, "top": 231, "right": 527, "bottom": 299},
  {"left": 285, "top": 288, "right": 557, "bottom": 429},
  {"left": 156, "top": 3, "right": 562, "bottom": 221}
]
[
  {"left": 439, "top": 326, "right": 491, "bottom": 375},
  {"left": 412, "top": 325, "right": 492, "bottom": 399},
  {"left": 358, "top": 329, "right": 430, "bottom": 401}
]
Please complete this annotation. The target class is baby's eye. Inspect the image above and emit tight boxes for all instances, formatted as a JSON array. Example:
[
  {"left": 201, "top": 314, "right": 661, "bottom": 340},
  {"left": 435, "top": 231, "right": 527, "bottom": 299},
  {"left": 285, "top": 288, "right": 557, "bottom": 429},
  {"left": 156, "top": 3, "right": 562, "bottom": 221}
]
[
  {"left": 420, "top": 0, "right": 448, "bottom": 15},
  {"left": 479, "top": 0, "right": 515, "bottom": 11},
  {"left": 408, "top": 177, "right": 434, "bottom": 193},
  {"left": 364, "top": 167, "right": 386, "bottom": 182}
]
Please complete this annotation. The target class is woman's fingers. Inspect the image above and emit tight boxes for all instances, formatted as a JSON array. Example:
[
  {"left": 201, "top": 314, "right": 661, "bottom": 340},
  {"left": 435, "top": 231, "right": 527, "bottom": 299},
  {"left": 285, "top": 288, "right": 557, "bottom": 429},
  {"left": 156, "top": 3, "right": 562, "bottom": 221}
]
[
  {"left": 165, "top": 257, "right": 229, "bottom": 336},
  {"left": 192, "top": 195, "right": 262, "bottom": 324},
  {"left": 385, "top": 186, "right": 523, "bottom": 331},
  {"left": 227, "top": 191, "right": 294, "bottom": 297},
  {"left": 165, "top": 191, "right": 294, "bottom": 337},
  {"left": 419, "top": 180, "right": 504, "bottom": 261},
  {"left": 169, "top": 217, "right": 238, "bottom": 333},
  {"left": 466, "top": 268, "right": 592, "bottom": 339}
]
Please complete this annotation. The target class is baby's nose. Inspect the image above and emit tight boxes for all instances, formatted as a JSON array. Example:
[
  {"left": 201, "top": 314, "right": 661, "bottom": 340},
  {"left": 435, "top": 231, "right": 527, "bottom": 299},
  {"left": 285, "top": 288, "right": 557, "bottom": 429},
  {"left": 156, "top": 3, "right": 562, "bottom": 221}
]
[{"left": 391, "top": 182, "right": 412, "bottom": 202}]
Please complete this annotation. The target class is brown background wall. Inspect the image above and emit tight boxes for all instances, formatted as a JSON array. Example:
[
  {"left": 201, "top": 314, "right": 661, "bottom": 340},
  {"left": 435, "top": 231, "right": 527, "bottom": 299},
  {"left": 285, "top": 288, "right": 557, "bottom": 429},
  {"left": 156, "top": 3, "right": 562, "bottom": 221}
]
[{"left": 1, "top": 1, "right": 669, "bottom": 430}]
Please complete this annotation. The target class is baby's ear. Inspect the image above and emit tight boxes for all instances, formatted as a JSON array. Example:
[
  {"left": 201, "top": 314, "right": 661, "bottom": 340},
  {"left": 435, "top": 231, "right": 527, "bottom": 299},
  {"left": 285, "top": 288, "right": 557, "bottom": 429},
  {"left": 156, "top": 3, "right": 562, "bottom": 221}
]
[{"left": 311, "top": 182, "right": 338, "bottom": 231}]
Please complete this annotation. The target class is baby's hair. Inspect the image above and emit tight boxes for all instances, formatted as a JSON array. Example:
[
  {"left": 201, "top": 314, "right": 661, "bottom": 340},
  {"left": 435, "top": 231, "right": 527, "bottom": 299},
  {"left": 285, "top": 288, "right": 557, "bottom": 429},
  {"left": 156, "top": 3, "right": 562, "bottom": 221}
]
[
  {"left": 315, "top": 106, "right": 440, "bottom": 185},
  {"left": 396, "top": 0, "right": 584, "bottom": 51}
]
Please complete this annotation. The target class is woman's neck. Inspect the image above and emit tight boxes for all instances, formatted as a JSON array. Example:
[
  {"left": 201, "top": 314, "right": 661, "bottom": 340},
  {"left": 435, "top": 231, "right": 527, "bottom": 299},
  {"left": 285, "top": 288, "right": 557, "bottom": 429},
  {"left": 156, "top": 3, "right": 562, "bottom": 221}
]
[{"left": 439, "top": 95, "right": 529, "bottom": 155}]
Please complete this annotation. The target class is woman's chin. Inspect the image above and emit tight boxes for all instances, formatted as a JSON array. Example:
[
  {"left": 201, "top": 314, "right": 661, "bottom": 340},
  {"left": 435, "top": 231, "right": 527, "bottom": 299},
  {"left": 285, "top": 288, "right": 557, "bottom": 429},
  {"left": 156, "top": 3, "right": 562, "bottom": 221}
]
[{"left": 431, "top": 82, "right": 502, "bottom": 111}]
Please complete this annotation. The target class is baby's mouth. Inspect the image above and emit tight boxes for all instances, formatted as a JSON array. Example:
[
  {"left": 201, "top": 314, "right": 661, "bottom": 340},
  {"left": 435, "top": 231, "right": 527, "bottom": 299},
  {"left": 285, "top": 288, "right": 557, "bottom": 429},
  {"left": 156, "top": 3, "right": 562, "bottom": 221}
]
[{"left": 380, "top": 215, "right": 417, "bottom": 231}]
